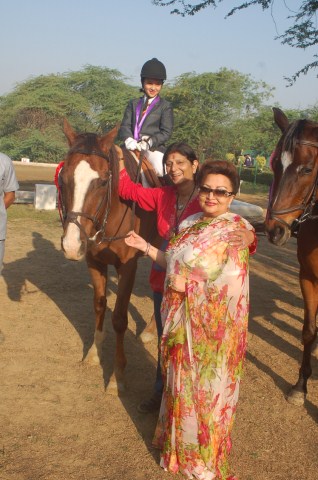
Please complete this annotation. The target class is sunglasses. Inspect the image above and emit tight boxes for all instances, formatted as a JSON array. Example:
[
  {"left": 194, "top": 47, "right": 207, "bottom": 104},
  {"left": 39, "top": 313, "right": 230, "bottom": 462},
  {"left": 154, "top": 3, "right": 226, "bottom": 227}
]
[{"left": 198, "top": 186, "right": 234, "bottom": 198}]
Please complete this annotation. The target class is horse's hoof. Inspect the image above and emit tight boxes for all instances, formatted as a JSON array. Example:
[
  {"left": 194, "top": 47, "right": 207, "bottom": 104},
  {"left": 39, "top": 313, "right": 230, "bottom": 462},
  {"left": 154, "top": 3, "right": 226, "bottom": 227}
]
[
  {"left": 286, "top": 389, "right": 305, "bottom": 406},
  {"left": 139, "top": 331, "right": 156, "bottom": 344},
  {"left": 117, "top": 381, "right": 126, "bottom": 395},
  {"left": 105, "top": 380, "right": 119, "bottom": 395},
  {"left": 105, "top": 379, "right": 126, "bottom": 396},
  {"left": 83, "top": 345, "right": 101, "bottom": 366},
  {"left": 84, "top": 354, "right": 100, "bottom": 366}
]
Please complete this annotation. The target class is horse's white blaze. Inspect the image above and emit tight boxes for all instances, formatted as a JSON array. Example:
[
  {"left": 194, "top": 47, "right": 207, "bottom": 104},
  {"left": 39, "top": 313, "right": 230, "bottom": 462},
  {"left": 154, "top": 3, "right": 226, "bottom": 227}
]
[
  {"left": 63, "top": 161, "right": 99, "bottom": 259},
  {"left": 281, "top": 151, "right": 292, "bottom": 172}
]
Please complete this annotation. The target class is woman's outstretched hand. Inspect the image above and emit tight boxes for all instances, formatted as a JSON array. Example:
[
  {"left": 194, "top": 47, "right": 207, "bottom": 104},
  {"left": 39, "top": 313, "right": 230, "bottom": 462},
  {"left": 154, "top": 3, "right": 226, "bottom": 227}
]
[
  {"left": 125, "top": 230, "right": 148, "bottom": 253},
  {"left": 125, "top": 231, "right": 167, "bottom": 268}
]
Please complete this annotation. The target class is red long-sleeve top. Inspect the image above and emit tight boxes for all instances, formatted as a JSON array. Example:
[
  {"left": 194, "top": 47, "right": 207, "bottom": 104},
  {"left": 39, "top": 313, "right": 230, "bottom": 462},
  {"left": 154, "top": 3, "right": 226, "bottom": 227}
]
[
  {"left": 119, "top": 169, "right": 201, "bottom": 239},
  {"left": 119, "top": 169, "right": 257, "bottom": 292}
]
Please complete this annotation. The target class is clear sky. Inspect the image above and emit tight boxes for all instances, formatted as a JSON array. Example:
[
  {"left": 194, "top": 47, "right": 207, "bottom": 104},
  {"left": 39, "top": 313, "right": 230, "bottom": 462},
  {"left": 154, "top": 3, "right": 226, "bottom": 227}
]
[{"left": 1, "top": 0, "right": 317, "bottom": 109}]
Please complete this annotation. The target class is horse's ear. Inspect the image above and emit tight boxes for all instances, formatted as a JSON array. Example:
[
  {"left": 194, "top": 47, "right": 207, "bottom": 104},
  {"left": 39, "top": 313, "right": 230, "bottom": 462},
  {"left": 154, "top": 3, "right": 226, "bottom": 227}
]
[
  {"left": 63, "top": 118, "right": 77, "bottom": 146},
  {"left": 273, "top": 107, "right": 289, "bottom": 133},
  {"left": 100, "top": 124, "right": 120, "bottom": 151}
]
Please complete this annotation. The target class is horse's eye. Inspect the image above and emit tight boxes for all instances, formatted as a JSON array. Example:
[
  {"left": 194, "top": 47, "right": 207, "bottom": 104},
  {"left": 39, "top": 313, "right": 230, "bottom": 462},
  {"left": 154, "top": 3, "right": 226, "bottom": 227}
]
[{"left": 299, "top": 167, "right": 313, "bottom": 176}]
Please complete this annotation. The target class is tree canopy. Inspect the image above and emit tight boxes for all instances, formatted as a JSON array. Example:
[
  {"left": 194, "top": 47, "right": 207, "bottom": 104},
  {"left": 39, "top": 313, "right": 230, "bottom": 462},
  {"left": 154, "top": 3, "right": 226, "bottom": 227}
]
[
  {"left": 0, "top": 66, "right": 137, "bottom": 163},
  {"left": 0, "top": 65, "right": 316, "bottom": 164},
  {"left": 164, "top": 68, "right": 274, "bottom": 158},
  {"left": 153, "top": 0, "right": 318, "bottom": 83}
]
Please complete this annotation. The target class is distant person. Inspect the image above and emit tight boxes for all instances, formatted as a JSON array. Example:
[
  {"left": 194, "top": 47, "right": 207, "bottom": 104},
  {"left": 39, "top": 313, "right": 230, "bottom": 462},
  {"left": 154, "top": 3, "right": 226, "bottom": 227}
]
[
  {"left": 0, "top": 153, "right": 19, "bottom": 273},
  {"left": 243, "top": 154, "right": 253, "bottom": 167},
  {"left": 118, "top": 58, "right": 173, "bottom": 178}
]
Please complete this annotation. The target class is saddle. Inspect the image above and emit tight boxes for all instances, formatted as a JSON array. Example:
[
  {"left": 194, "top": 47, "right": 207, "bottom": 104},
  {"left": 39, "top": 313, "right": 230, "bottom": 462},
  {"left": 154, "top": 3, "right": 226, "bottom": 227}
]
[{"left": 121, "top": 148, "right": 164, "bottom": 188}]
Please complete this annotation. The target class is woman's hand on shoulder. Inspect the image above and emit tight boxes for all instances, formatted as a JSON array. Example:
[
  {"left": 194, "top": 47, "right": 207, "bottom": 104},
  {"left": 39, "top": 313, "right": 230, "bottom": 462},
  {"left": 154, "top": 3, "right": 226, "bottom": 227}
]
[{"left": 227, "top": 227, "right": 254, "bottom": 249}]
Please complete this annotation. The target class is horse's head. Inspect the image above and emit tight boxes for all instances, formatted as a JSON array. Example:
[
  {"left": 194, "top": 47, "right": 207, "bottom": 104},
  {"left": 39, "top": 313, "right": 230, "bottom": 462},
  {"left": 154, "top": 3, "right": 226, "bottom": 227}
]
[
  {"left": 60, "top": 119, "right": 120, "bottom": 260},
  {"left": 266, "top": 107, "right": 318, "bottom": 246}
]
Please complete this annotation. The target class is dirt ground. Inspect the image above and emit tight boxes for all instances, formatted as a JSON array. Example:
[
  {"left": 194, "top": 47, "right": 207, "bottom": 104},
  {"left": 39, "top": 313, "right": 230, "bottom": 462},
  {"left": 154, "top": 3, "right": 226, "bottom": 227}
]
[{"left": 0, "top": 164, "right": 317, "bottom": 480}]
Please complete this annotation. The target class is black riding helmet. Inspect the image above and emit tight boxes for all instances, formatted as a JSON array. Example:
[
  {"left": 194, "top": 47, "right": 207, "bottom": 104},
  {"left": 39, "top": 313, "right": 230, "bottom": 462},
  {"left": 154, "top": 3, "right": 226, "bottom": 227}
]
[{"left": 140, "top": 58, "right": 167, "bottom": 82}]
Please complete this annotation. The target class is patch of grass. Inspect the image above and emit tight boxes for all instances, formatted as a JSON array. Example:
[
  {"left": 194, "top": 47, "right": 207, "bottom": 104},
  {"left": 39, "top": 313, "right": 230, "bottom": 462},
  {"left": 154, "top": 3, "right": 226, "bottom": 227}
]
[
  {"left": 240, "top": 181, "right": 269, "bottom": 195},
  {"left": 8, "top": 204, "right": 62, "bottom": 226}
]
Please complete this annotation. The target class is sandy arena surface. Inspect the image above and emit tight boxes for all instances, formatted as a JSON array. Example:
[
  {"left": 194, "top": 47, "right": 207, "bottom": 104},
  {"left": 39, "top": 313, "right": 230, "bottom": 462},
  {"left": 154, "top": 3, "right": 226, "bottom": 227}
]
[{"left": 0, "top": 164, "right": 317, "bottom": 480}]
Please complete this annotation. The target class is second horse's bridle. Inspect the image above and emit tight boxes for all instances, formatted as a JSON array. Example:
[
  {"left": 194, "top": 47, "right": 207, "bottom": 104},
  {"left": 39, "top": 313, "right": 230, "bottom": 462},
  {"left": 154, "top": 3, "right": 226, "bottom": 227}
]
[{"left": 268, "top": 139, "right": 318, "bottom": 231}]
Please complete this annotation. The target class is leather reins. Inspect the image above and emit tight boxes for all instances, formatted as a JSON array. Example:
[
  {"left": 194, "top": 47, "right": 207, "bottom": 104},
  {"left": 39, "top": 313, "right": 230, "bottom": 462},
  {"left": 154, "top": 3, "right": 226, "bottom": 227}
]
[{"left": 268, "top": 139, "right": 318, "bottom": 231}]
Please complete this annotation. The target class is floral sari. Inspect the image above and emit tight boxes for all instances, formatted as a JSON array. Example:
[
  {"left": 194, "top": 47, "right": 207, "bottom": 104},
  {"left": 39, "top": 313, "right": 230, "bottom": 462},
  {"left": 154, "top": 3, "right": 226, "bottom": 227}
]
[{"left": 153, "top": 212, "right": 252, "bottom": 480}]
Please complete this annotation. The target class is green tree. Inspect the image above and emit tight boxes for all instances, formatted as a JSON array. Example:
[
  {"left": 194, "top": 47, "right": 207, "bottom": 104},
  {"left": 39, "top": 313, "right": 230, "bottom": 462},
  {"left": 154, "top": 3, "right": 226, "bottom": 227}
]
[
  {"left": 153, "top": 0, "right": 318, "bottom": 82},
  {"left": 0, "top": 64, "right": 307, "bottom": 166},
  {"left": 225, "top": 153, "right": 235, "bottom": 162},
  {"left": 165, "top": 68, "right": 273, "bottom": 158},
  {"left": 231, "top": 106, "right": 280, "bottom": 159},
  {"left": 0, "top": 66, "right": 136, "bottom": 162},
  {"left": 65, "top": 65, "right": 138, "bottom": 131},
  {"left": 255, "top": 155, "right": 266, "bottom": 170},
  {"left": 301, "top": 104, "right": 318, "bottom": 121}
]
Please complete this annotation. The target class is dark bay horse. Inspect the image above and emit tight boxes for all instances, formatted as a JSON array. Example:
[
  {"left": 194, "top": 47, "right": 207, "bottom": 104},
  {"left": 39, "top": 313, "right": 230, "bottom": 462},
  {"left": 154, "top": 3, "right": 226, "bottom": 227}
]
[
  {"left": 266, "top": 107, "right": 318, "bottom": 405},
  {"left": 59, "top": 120, "right": 159, "bottom": 393}
]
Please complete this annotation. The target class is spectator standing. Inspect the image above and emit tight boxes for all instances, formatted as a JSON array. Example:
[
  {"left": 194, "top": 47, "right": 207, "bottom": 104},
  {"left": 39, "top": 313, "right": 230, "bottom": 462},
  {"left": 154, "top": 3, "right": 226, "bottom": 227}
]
[
  {"left": 118, "top": 144, "right": 256, "bottom": 413},
  {"left": 125, "top": 160, "right": 252, "bottom": 479},
  {"left": 0, "top": 153, "right": 19, "bottom": 272}
]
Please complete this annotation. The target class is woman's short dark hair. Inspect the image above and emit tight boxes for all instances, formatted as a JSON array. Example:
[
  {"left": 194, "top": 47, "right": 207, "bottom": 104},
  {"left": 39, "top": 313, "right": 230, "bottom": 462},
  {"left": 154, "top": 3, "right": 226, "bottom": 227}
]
[
  {"left": 163, "top": 142, "right": 198, "bottom": 165},
  {"left": 196, "top": 160, "right": 240, "bottom": 194}
]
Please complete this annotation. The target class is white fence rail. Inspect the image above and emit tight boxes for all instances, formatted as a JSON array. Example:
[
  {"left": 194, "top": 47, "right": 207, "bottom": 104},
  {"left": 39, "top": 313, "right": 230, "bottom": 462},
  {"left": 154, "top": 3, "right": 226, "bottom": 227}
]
[{"left": 15, "top": 185, "right": 58, "bottom": 210}]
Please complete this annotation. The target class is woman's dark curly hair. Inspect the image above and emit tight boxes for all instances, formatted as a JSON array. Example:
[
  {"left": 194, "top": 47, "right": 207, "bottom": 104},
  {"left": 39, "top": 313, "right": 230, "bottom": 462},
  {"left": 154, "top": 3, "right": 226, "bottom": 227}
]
[{"left": 196, "top": 160, "right": 240, "bottom": 195}]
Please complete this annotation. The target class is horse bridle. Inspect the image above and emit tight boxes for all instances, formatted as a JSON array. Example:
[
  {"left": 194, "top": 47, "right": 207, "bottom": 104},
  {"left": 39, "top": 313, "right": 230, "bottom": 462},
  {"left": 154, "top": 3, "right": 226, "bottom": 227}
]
[
  {"left": 62, "top": 148, "right": 143, "bottom": 244},
  {"left": 268, "top": 139, "right": 318, "bottom": 231}
]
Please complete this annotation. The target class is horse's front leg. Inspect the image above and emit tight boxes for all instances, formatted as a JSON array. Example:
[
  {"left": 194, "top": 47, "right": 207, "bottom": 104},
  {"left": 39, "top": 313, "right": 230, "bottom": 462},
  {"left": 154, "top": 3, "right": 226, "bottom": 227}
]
[
  {"left": 107, "top": 258, "right": 138, "bottom": 395},
  {"left": 85, "top": 260, "right": 108, "bottom": 366},
  {"left": 287, "top": 274, "right": 318, "bottom": 405}
]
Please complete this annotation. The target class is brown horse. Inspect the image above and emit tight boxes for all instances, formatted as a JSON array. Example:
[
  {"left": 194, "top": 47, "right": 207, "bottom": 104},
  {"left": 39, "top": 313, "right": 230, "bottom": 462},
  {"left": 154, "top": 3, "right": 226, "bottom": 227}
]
[
  {"left": 58, "top": 120, "right": 159, "bottom": 393},
  {"left": 266, "top": 107, "right": 318, "bottom": 405}
]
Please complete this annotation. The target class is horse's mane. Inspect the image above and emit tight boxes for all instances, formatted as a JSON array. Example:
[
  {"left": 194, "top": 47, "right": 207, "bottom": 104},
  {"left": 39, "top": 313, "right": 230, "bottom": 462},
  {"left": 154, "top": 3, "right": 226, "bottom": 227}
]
[
  {"left": 69, "top": 133, "right": 100, "bottom": 155},
  {"left": 283, "top": 118, "right": 318, "bottom": 154},
  {"left": 110, "top": 146, "right": 143, "bottom": 192},
  {"left": 283, "top": 120, "right": 304, "bottom": 154},
  {"left": 108, "top": 145, "right": 120, "bottom": 194},
  {"left": 121, "top": 148, "right": 141, "bottom": 180}
]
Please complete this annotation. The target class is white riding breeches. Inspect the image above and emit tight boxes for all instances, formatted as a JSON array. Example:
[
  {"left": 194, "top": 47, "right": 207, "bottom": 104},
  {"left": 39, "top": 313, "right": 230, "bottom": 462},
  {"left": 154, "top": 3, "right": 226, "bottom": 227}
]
[{"left": 144, "top": 150, "right": 165, "bottom": 177}]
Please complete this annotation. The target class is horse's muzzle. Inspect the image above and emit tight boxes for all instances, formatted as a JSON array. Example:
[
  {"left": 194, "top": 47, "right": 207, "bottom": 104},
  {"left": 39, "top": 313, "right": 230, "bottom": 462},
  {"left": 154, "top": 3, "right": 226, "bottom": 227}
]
[
  {"left": 265, "top": 221, "right": 291, "bottom": 246},
  {"left": 61, "top": 234, "right": 86, "bottom": 261}
]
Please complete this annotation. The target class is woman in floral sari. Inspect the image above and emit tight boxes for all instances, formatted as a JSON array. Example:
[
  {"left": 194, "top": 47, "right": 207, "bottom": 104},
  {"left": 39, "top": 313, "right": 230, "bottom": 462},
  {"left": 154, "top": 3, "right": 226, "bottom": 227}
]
[{"left": 125, "top": 160, "right": 253, "bottom": 480}]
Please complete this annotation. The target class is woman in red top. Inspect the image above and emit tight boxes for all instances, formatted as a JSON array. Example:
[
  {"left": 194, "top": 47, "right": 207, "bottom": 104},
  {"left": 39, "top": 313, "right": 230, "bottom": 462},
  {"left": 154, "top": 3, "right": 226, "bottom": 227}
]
[{"left": 118, "top": 142, "right": 256, "bottom": 413}]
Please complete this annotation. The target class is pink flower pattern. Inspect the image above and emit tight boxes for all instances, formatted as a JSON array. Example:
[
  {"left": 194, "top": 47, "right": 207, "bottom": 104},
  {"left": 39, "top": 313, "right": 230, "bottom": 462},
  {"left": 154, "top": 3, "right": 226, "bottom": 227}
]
[{"left": 153, "top": 213, "right": 251, "bottom": 480}]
